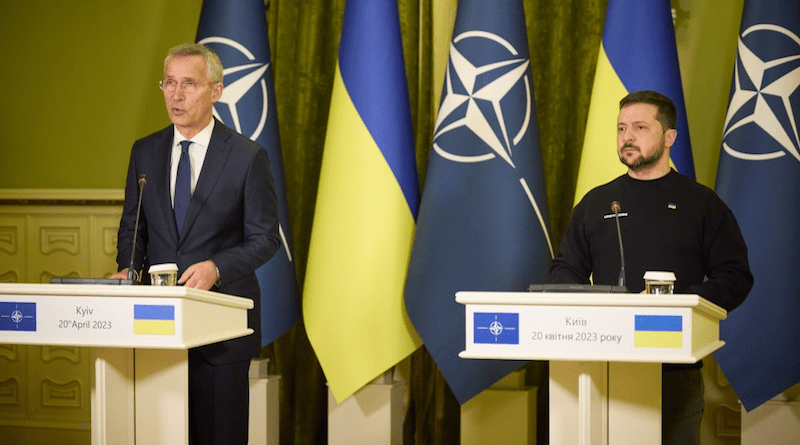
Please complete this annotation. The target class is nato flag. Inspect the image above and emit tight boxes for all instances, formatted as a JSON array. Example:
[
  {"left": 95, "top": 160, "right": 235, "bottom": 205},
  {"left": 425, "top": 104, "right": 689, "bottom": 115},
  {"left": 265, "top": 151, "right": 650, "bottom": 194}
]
[
  {"left": 714, "top": 0, "right": 800, "bottom": 411},
  {"left": 404, "top": 0, "right": 553, "bottom": 404},
  {"left": 196, "top": 0, "right": 300, "bottom": 347},
  {"left": 0, "top": 302, "right": 36, "bottom": 332}
]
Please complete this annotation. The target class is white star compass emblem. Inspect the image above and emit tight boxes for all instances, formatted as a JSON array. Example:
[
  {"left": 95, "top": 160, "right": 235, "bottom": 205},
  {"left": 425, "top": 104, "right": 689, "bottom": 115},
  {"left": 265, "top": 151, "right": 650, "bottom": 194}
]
[
  {"left": 434, "top": 30, "right": 552, "bottom": 257},
  {"left": 433, "top": 31, "right": 532, "bottom": 167},
  {"left": 722, "top": 24, "right": 800, "bottom": 162},
  {"left": 198, "top": 36, "right": 270, "bottom": 141}
]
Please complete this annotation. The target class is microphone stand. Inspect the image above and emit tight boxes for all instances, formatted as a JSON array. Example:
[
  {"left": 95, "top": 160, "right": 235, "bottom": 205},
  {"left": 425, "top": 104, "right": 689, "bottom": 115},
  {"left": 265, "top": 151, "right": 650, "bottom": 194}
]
[
  {"left": 611, "top": 201, "right": 625, "bottom": 288},
  {"left": 128, "top": 174, "right": 146, "bottom": 282}
]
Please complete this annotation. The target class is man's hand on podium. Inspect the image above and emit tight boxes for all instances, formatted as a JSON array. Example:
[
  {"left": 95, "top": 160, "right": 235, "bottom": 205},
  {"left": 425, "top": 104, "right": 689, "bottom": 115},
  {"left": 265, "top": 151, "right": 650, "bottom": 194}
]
[
  {"left": 109, "top": 270, "right": 127, "bottom": 279},
  {"left": 178, "top": 260, "right": 217, "bottom": 291}
]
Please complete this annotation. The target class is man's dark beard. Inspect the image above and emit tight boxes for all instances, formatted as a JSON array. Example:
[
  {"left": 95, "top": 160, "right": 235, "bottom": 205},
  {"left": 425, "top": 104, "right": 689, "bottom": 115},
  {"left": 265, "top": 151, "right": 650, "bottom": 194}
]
[{"left": 619, "top": 144, "right": 665, "bottom": 171}]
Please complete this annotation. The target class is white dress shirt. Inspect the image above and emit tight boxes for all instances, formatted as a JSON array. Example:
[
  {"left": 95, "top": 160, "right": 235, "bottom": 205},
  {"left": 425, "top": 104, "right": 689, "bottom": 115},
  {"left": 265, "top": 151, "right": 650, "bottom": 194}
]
[{"left": 169, "top": 119, "right": 215, "bottom": 207}]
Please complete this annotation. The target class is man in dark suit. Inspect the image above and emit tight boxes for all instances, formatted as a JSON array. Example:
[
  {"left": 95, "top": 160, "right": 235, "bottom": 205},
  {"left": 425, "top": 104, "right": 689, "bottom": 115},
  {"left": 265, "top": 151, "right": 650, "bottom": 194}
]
[{"left": 111, "top": 43, "right": 280, "bottom": 444}]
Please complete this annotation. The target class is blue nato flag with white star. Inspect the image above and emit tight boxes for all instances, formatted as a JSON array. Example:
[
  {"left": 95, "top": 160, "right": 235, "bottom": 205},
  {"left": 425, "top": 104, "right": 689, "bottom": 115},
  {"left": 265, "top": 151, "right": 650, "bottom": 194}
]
[
  {"left": 474, "top": 313, "right": 519, "bottom": 345},
  {"left": 404, "top": 0, "right": 553, "bottom": 404},
  {"left": 714, "top": 0, "right": 800, "bottom": 412},
  {"left": 196, "top": 0, "right": 300, "bottom": 347},
  {"left": 0, "top": 302, "right": 36, "bottom": 331}
]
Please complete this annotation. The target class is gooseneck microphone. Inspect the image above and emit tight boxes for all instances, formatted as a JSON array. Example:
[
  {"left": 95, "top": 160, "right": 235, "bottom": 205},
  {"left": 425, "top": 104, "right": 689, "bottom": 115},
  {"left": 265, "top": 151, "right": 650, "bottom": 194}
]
[
  {"left": 127, "top": 174, "right": 146, "bottom": 282},
  {"left": 611, "top": 201, "right": 625, "bottom": 288}
]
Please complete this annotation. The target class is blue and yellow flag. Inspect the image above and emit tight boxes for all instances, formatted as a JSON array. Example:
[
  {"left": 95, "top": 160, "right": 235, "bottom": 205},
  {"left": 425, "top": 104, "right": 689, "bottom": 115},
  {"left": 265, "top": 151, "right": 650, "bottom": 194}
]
[
  {"left": 404, "top": 0, "right": 552, "bottom": 404},
  {"left": 634, "top": 315, "right": 682, "bottom": 349},
  {"left": 574, "top": 0, "right": 695, "bottom": 204},
  {"left": 133, "top": 304, "right": 175, "bottom": 336},
  {"left": 196, "top": 0, "right": 301, "bottom": 347},
  {"left": 302, "top": 0, "right": 422, "bottom": 403},
  {"left": 714, "top": 0, "right": 800, "bottom": 411}
]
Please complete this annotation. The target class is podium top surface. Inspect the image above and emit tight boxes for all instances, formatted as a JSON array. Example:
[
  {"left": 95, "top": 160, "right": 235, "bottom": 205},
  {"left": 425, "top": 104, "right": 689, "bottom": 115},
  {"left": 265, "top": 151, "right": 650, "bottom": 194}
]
[
  {"left": 455, "top": 291, "right": 726, "bottom": 320},
  {"left": 0, "top": 283, "right": 253, "bottom": 310}
]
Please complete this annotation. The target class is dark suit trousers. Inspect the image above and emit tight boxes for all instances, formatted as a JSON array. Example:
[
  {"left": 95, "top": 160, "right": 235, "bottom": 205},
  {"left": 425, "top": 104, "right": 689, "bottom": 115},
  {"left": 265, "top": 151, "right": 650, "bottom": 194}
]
[{"left": 189, "top": 349, "right": 251, "bottom": 445}]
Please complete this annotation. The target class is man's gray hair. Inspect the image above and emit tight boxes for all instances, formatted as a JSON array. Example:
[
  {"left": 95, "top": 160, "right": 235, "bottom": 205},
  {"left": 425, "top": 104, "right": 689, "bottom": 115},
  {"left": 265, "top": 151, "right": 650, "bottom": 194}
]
[{"left": 164, "top": 43, "right": 224, "bottom": 84}]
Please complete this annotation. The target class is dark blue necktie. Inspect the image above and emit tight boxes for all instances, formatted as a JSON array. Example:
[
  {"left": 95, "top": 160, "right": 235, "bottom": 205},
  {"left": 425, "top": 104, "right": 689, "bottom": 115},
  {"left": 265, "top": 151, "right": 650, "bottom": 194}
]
[{"left": 174, "top": 140, "right": 192, "bottom": 233}]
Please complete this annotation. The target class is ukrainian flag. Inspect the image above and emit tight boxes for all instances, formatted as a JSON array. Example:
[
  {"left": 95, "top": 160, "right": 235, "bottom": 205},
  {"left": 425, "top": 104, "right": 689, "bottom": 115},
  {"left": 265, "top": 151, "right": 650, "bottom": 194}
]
[
  {"left": 634, "top": 315, "right": 683, "bottom": 348},
  {"left": 574, "top": 0, "right": 695, "bottom": 205},
  {"left": 134, "top": 304, "right": 175, "bottom": 336},
  {"left": 302, "top": 0, "right": 422, "bottom": 403}
]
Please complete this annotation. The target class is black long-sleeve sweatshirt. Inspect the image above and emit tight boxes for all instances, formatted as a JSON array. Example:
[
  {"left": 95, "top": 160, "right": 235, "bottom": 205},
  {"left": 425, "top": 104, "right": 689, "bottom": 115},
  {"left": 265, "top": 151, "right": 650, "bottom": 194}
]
[{"left": 549, "top": 170, "right": 753, "bottom": 312}]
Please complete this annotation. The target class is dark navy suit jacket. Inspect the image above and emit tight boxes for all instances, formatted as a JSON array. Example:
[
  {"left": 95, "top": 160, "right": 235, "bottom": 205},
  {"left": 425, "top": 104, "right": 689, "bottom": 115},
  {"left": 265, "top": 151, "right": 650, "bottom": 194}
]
[{"left": 116, "top": 119, "right": 280, "bottom": 364}]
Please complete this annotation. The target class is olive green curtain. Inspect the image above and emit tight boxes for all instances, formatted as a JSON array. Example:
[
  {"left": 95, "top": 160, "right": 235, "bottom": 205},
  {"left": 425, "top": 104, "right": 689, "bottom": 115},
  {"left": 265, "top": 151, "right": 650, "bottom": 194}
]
[{"left": 263, "top": 0, "right": 607, "bottom": 443}]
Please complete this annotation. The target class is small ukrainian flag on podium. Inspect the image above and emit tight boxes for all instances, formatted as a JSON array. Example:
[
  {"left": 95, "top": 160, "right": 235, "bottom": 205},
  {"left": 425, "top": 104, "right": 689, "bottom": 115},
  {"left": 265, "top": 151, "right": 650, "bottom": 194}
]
[
  {"left": 134, "top": 304, "right": 175, "bottom": 335},
  {"left": 634, "top": 315, "right": 683, "bottom": 348}
]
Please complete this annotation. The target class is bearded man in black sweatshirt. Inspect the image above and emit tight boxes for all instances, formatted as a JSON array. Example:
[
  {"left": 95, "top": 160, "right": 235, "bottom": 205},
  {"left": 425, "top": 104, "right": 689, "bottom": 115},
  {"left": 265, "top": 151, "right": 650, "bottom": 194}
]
[{"left": 549, "top": 90, "right": 753, "bottom": 445}]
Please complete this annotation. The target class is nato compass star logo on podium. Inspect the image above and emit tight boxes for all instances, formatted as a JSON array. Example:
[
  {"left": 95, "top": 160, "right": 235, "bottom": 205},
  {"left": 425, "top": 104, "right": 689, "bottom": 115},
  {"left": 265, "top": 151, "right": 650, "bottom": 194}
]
[
  {"left": 474, "top": 312, "right": 519, "bottom": 344},
  {"left": 489, "top": 319, "right": 504, "bottom": 336},
  {"left": 722, "top": 24, "right": 800, "bottom": 163},
  {"left": 1, "top": 302, "right": 37, "bottom": 331},
  {"left": 198, "top": 37, "right": 270, "bottom": 142}
]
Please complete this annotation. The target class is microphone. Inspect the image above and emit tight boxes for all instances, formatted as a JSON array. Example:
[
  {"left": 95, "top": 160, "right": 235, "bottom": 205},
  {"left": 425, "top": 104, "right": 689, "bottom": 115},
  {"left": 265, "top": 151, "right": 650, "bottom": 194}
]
[
  {"left": 611, "top": 201, "right": 625, "bottom": 288},
  {"left": 127, "top": 174, "right": 146, "bottom": 282}
]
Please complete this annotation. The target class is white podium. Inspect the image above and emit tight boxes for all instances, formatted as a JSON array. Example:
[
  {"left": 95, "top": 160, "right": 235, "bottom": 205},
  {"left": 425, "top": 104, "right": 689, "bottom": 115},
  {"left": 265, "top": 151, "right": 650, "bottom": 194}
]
[
  {"left": 457, "top": 291, "right": 727, "bottom": 445},
  {"left": 0, "top": 283, "right": 254, "bottom": 445}
]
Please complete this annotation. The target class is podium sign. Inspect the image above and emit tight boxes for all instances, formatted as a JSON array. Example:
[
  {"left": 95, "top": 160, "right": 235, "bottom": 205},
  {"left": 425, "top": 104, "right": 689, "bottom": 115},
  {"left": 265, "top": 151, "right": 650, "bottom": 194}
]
[
  {"left": 458, "top": 292, "right": 727, "bottom": 445},
  {"left": 0, "top": 284, "right": 251, "bottom": 348},
  {"left": 458, "top": 292, "right": 725, "bottom": 363},
  {"left": 0, "top": 283, "right": 253, "bottom": 445}
]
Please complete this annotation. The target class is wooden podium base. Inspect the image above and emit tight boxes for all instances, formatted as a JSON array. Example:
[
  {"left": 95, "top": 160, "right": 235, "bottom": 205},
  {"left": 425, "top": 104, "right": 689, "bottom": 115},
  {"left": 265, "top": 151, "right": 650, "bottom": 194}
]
[
  {"left": 135, "top": 349, "right": 190, "bottom": 444},
  {"left": 91, "top": 348, "right": 190, "bottom": 445},
  {"left": 91, "top": 348, "right": 135, "bottom": 445},
  {"left": 92, "top": 351, "right": 280, "bottom": 445},
  {"left": 550, "top": 361, "right": 661, "bottom": 445}
]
